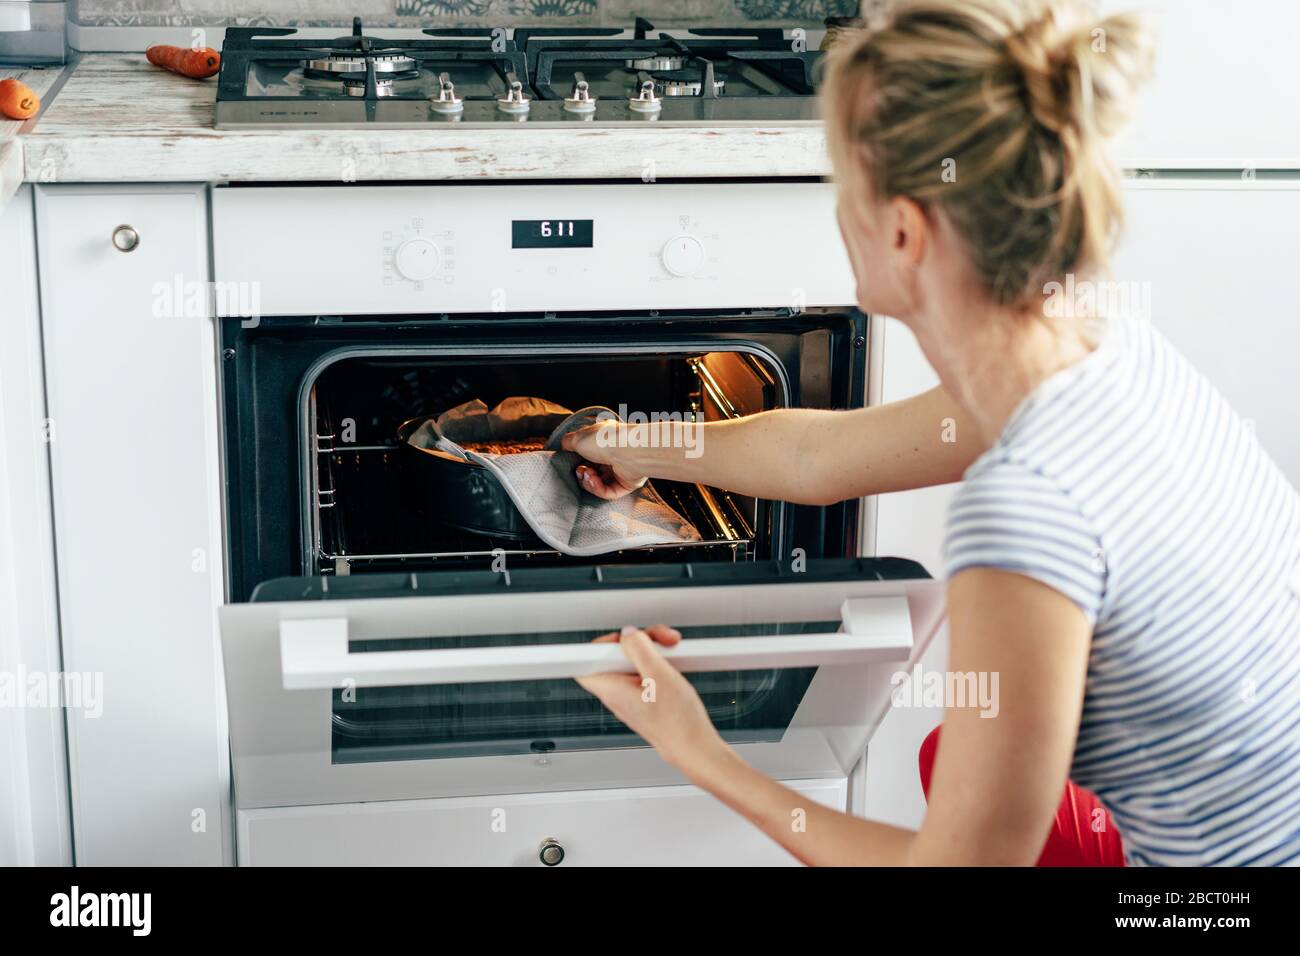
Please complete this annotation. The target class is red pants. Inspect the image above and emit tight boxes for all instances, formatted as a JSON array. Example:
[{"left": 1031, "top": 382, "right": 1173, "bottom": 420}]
[{"left": 918, "top": 725, "right": 1126, "bottom": 866}]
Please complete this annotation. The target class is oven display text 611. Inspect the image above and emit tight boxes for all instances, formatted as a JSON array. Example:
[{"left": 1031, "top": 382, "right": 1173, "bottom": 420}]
[{"left": 512, "top": 219, "right": 595, "bottom": 249}]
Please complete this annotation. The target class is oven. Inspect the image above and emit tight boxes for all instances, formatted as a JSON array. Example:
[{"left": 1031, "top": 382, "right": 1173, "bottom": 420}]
[{"left": 211, "top": 180, "right": 943, "bottom": 863}]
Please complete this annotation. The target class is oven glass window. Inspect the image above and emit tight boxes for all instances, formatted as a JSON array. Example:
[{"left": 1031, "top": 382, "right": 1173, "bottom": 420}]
[
  {"left": 332, "top": 621, "right": 827, "bottom": 762},
  {"left": 308, "top": 351, "right": 782, "bottom": 578}
]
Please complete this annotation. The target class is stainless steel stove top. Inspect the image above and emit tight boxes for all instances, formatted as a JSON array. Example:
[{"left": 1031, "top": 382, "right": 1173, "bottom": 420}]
[{"left": 214, "top": 16, "right": 829, "bottom": 129}]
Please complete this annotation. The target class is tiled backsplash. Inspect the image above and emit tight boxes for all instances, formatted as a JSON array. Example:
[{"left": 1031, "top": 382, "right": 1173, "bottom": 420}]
[{"left": 73, "top": 0, "right": 862, "bottom": 27}]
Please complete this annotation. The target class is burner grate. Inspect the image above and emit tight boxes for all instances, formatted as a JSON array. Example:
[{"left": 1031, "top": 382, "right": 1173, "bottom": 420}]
[{"left": 214, "top": 14, "right": 825, "bottom": 126}]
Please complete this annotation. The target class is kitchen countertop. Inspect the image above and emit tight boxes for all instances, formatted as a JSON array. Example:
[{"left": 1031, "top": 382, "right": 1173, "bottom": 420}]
[
  {"left": 5, "top": 53, "right": 831, "bottom": 211},
  {"left": 1, "top": 62, "right": 66, "bottom": 208},
  {"left": 12, "top": 52, "right": 1287, "bottom": 218}
]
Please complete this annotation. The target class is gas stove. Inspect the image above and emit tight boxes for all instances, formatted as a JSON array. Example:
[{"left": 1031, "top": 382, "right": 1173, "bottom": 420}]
[{"left": 214, "top": 16, "right": 827, "bottom": 128}]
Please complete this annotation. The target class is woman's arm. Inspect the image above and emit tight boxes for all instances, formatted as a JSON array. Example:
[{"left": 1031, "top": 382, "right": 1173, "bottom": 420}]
[
  {"left": 578, "top": 569, "right": 1093, "bottom": 865},
  {"left": 563, "top": 385, "right": 981, "bottom": 505}
]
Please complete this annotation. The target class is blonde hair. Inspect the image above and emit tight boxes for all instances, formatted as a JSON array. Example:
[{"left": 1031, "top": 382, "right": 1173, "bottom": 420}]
[{"left": 824, "top": 0, "right": 1154, "bottom": 307}]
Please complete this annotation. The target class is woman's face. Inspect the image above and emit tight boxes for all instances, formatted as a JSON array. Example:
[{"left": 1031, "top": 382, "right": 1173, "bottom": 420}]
[{"left": 834, "top": 178, "right": 926, "bottom": 322}]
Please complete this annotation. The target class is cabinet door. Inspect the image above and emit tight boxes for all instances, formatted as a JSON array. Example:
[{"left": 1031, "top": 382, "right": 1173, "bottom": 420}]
[
  {"left": 873, "top": 318, "right": 961, "bottom": 576},
  {"left": 867, "top": 318, "right": 956, "bottom": 828},
  {"left": 1114, "top": 177, "right": 1300, "bottom": 486},
  {"left": 0, "top": 186, "right": 71, "bottom": 865},
  {"left": 35, "top": 185, "right": 229, "bottom": 865},
  {"left": 1105, "top": 0, "right": 1300, "bottom": 166},
  {"left": 237, "top": 780, "right": 847, "bottom": 866}
]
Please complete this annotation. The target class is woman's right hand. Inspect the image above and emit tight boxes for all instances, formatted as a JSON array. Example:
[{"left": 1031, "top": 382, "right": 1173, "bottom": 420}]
[{"left": 561, "top": 422, "right": 648, "bottom": 500}]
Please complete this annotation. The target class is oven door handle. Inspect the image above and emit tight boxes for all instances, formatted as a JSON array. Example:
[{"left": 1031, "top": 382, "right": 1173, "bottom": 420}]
[{"left": 278, "top": 596, "right": 914, "bottom": 689}]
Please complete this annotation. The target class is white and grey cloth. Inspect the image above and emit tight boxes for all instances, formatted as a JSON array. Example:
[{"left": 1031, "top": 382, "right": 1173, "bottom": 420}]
[{"left": 405, "top": 397, "right": 701, "bottom": 556}]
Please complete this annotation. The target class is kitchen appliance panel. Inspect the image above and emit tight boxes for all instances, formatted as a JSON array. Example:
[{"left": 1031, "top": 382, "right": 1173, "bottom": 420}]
[
  {"left": 211, "top": 176, "right": 920, "bottom": 850},
  {"left": 213, "top": 18, "right": 825, "bottom": 129},
  {"left": 211, "top": 181, "right": 854, "bottom": 315}
]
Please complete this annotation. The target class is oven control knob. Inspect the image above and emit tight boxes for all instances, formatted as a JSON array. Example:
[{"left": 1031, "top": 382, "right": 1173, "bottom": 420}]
[
  {"left": 538, "top": 837, "right": 565, "bottom": 866},
  {"left": 661, "top": 235, "right": 705, "bottom": 277},
  {"left": 394, "top": 238, "right": 441, "bottom": 281}
]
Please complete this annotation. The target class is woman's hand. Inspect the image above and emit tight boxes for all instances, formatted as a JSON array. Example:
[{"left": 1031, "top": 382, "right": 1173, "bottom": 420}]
[
  {"left": 576, "top": 625, "right": 730, "bottom": 773},
  {"left": 561, "top": 421, "right": 648, "bottom": 500}
]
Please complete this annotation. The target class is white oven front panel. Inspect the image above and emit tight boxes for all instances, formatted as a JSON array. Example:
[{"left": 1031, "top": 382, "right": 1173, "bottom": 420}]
[
  {"left": 219, "top": 574, "right": 945, "bottom": 809},
  {"left": 211, "top": 181, "right": 854, "bottom": 316}
]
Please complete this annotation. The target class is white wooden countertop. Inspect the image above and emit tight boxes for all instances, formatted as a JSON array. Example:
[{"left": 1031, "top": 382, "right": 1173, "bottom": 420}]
[
  {"left": 9, "top": 52, "right": 1292, "bottom": 218},
  {"left": 1, "top": 63, "right": 65, "bottom": 209},
  {"left": 4, "top": 53, "right": 830, "bottom": 212}
]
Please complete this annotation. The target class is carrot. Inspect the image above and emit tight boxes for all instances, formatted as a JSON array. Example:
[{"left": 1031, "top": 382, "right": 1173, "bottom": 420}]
[
  {"left": 146, "top": 44, "right": 221, "bottom": 79},
  {"left": 0, "top": 78, "right": 40, "bottom": 120}
]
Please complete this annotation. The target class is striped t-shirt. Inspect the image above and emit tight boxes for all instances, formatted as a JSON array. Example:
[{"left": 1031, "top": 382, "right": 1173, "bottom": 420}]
[{"left": 945, "top": 312, "right": 1300, "bottom": 866}]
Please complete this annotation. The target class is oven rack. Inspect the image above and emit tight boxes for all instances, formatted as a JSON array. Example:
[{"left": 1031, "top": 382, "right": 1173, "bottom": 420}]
[{"left": 313, "top": 444, "right": 756, "bottom": 575}]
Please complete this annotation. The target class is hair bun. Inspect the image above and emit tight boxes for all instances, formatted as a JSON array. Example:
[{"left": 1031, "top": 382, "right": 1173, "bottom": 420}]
[
  {"left": 823, "top": 0, "right": 1154, "bottom": 308},
  {"left": 1004, "top": 5, "right": 1153, "bottom": 141}
]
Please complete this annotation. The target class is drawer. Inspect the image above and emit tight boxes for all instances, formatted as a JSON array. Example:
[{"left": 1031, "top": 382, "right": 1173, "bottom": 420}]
[{"left": 238, "top": 779, "right": 847, "bottom": 866}]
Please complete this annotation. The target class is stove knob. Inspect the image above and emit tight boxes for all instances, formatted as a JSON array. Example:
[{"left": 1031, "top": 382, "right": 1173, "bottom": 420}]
[
  {"left": 629, "top": 78, "right": 662, "bottom": 114},
  {"left": 498, "top": 73, "right": 531, "bottom": 115},
  {"left": 430, "top": 72, "right": 464, "bottom": 115},
  {"left": 661, "top": 235, "right": 705, "bottom": 278},
  {"left": 564, "top": 73, "right": 597, "bottom": 114},
  {"left": 394, "top": 238, "right": 441, "bottom": 281}
]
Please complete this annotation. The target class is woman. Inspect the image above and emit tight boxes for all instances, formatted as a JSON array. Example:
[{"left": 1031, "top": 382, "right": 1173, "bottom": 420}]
[{"left": 562, "top": 0, "right": 1300, "bottom": 866}]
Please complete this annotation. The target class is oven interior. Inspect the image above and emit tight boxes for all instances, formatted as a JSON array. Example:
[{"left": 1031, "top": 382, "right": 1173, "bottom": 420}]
[{"left": 307, "top": 348, "right": 785, "bottom": 577}]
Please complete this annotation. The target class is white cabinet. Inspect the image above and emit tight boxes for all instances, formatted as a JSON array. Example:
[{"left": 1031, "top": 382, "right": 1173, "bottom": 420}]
[
  {"left": 865, "top": 317, "right": 955, "bottom": 829},
  {"left": 0, "top": 186, "right": 71, "bottom": 866},
  {"left": 872, "top": 318, "right": 960, "bottom": 577},
  {"left": 238, "top": 779, "right": 846, "bottom": 866},
  {"left": 1106, "top": 0, "right": 1300, "bottom": 166},
  {"left": 1113, "top": 176, "right": 1300, "bottom": 487},
  {"left": 34, "top": 184, "right": 229, "bottom": 865}
]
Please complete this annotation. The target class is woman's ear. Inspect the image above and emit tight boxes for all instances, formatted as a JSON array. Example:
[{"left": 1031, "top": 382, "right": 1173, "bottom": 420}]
[{"left": 890, "top": 196, "right": 930, "bottom": 269}]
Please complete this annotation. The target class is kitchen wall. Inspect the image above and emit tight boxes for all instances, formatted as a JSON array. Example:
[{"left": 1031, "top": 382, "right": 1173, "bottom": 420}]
[{"left": 71, "top": 0, "right": 862, "bottom": 27}]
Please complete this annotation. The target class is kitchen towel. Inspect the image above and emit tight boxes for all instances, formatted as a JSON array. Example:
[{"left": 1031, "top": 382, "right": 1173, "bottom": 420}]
[{"left": 406, "top": 397, "right": 702, "bottom": 556}]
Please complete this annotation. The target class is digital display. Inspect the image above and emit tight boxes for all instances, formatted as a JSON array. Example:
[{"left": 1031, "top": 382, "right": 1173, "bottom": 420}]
[{"left": 512, "top": 219, "right": 594, "bottom": 249}]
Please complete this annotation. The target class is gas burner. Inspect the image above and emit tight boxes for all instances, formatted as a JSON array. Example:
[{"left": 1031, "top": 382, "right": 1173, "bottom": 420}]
[
  {"left": 305, "top": 53, "right": 418, "bottom": 74},
  {"left": 652, "top": 69, "right": 725, "bottom": 97},
  {"left": 215, "top": 16, "right": 823, "bottom": 127},
  {"left": 345, "top": 76, "right": 395, "bottom": 97},
  {"left": 303, "top": 53, "right": 421, "bottom": 84},
  {"left": 627, "top": 55, "right": 684, "bottom": 71}
]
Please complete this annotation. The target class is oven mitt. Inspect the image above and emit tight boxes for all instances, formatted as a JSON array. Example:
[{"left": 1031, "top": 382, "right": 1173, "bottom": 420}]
[{"left": 406, "top": 399, "right": 701, "bottom": 556}]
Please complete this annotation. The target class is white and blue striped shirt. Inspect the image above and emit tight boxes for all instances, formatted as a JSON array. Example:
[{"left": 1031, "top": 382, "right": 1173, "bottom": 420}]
[{"left": 945, "top": 312, "right": 1300, "bottom": 866}]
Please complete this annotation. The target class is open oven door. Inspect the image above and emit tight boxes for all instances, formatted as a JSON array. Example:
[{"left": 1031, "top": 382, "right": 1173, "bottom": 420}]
[{"left": 218, "top": 558, "right": 944, "bottom": 810}]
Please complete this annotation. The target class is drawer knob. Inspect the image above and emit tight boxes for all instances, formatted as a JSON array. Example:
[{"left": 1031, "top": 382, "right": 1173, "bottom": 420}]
[
  {"left": 538, "top": 837, "right": 565, "bottom": 867},
  {"left": 111, "top": 225, "right": 140, "bottom": 253}
]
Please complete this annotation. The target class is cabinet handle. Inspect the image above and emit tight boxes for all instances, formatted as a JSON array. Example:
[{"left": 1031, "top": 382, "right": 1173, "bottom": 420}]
[
  {"left": 111, "top": 225, "right": 140, "bottom": 253},
  {"left": 538, "top": 838, "right": 565, "bottom": 866}
]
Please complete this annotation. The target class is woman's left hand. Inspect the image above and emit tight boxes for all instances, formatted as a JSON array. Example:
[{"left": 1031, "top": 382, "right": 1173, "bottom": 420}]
[{"left": 576, "top": 625, "right": 729, "bottom": 773}]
